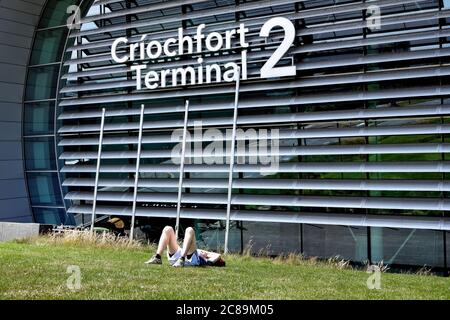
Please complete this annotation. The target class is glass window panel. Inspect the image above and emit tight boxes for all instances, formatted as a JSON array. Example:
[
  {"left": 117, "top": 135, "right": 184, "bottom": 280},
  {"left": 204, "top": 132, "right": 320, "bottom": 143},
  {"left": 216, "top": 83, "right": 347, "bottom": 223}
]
[
  {"left": 186, "top": 219, "right": 242, "bottom": 253},
  {"left": 24, "top": 137, "right": 56, "bottom": 170},
  {"left": 242, "top": 222, "right": 302, "bottom": 256},
  {"left": 371, "top": 227, "right": 444, "bottom": 267},
  {"left": 30, "top": 28, "right": 67, "bottom": 65},
  {"left": 24, "top": 101, "right": 55, "bottom": 135},
  {"left": 27, "top": 172, "right": 63, "bottom": 206},
  {"left": 33, "top": 207, "right": 67, "bottom": 225},
  {"left": 303, "top": 225, "right": 368, "bottom": 262},
  {"left": 25, "top": 65, "right": 59, "bottom": 101}
]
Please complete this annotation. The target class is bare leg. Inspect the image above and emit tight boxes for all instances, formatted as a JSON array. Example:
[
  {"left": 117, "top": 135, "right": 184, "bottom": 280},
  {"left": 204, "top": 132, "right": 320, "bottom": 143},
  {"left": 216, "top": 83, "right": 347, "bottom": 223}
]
[
  {"left": 180, "top": 227, "right": 197, "bottom": 257},
  {"left": 156, "top": 226, "right": 179, "bottom": 256}
]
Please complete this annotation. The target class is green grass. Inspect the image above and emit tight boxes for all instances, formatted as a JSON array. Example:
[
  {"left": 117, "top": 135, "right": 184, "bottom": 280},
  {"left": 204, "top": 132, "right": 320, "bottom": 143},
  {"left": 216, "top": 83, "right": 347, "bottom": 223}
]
[{"left": 0, "top": 239, "right": 449, "bottom": 300}]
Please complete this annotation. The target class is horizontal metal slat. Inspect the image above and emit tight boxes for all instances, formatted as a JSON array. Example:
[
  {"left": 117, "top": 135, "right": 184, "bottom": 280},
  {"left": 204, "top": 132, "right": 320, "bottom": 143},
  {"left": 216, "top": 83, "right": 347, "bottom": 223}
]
[
  {"left": 294, "top": 29, "right": 450, "bottom": 54},
  {"left": 83, "top": 0, "right": 210, "bottom": 24},
  {"left": 64, "top": 191, "right": 450, "bottom": 211},
  {"left": 88, "top": 0, "right": 420, "bottom": 27},
  {"left": 67, "top": 3, "right": 442, "bottom": 54},
  {"left": 62, "top": 177, "right": 450, "bottom": 192},
  {"left": 58, "top": 143, "right": 450, "bottom": 160},
  {"left": 58, "top": 123, "right": 450, "bottom": 147},
  {"left": 297, "top": 47, "right": 450, "bottom": 71},
  {"left": 297, "top": 9, "right": 447, "bottom": 37},
  {"left": 58, "top": 81, "right": 450, "bottom": 109},
  {"left": 57, "top": 86, "right": 450, "bottom": 118},
  {"left": 94, "top": 0, "right": 122, "bottom": 5},
  {"left": 58, "top": 104, "right": 450, "bottom": 135},
  {"left": 67, "top": 204, "right": 450, "bottom": 230},
  {"left": 60, "top": 162, "right": 450, "bottom": 174},
  {"left": 70, "top": 0, "right": 300, "bottom": 38}
]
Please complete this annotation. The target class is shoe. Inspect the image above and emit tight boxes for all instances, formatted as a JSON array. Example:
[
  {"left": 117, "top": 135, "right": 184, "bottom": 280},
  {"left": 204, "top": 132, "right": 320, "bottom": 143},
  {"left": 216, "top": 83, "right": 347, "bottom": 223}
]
[
  {"left": 172, "top": 257, "right": 185, "bottom": 268},
  {"left": 145, "top": 255, "right": 162, "bottom": 265}
]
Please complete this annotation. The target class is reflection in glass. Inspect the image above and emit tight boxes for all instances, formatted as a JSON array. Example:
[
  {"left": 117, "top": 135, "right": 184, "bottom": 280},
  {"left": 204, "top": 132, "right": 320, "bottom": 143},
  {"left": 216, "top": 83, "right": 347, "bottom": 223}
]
[
  {"left": 27, "top": 172, "right": 63, "bottom": 206},
  {"left": 24, "top": 101, "right": 55, "bottom": 135},
  {"left": 24, "top": 137, "right": 56, "bottom": 170},
  {"left": 33, "top": 207, "right": 67, "bottom": 225},
  {"left": 30, "top": 28, "right": 67, "bottom": 65},
  {"left": 25, "top": 65, "right": 59, "bottom": 101}
]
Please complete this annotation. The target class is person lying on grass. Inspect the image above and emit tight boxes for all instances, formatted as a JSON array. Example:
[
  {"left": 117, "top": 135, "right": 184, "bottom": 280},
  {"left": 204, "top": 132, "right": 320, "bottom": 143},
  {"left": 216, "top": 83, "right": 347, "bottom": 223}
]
[{"left": 145, "top": 226, "right": 225, "bottom": 268}]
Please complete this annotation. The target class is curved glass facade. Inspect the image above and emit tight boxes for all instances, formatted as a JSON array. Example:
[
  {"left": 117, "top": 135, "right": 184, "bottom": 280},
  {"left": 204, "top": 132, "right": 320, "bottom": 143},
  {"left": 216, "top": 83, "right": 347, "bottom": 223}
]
[
  {"left": 17, "top": 0, "right": 450, "bottom": 266},
  {"left": 23, "top": 0, "right": 91, "bottom": 225}
]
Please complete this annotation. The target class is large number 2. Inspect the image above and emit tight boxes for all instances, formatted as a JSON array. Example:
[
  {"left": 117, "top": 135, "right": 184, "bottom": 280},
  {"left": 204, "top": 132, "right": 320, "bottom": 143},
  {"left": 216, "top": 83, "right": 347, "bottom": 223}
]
[{"left": 259, "top": 17, "right": 296, "bottom": 79}]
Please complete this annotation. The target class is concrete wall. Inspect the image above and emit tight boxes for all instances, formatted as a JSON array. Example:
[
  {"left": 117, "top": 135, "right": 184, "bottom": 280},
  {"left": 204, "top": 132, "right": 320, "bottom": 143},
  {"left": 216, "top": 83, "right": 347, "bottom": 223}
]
[
  {"left": 0, "top": 222, "right": 40, "bottom": 242},
  {"left": 0, "top": 0, "right": 47, "bottom": 222}
]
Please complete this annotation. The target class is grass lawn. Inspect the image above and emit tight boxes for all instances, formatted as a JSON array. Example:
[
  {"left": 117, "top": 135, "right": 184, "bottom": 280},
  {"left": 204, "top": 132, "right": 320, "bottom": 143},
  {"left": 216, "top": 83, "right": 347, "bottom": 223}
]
[{"left": 0, "top": 238, "right": 449, "bottom": 300}]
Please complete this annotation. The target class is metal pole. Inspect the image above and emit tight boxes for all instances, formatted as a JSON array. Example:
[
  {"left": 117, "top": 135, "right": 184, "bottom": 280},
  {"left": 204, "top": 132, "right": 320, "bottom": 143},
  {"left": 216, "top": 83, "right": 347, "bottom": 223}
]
[
  {"left": 367, "top": 226, "right": 372, "bottom": 265},
  {"left": 130, "top": 105, "right": 145, "bottom": 241},
  {"left": 443, "top": 230, "right": 448, "bottom": 277},
  {"left": 300, "top": 223, "right": 304, "bottom": 254},
  {"left": 175, "top": 100, "right": 190, "bottom": 239},
  {"left": 90, "top": 108, "right": 106, "bottom": 234},
  {"left": 224, "top": 68, "right": 241, "bottom": 254}
]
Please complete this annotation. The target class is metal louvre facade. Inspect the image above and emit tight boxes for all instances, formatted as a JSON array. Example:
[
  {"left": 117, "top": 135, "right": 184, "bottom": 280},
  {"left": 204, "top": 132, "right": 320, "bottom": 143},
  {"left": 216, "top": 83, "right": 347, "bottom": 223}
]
[{"left": 16, "top": 0, "right": 450, "bottom": 265}]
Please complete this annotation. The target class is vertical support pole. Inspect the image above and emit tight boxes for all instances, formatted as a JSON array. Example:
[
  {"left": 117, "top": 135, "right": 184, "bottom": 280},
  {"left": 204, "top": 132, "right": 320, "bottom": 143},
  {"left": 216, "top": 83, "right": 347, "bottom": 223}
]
[
  {"left": 240, "top": 221, "right": 244, "bottom": 254},
  {"left": 444, "top": 230, "right": 448, "bottom": 277},
  {"left": 300, "top": 223, "right": 304, "bottom": 255},
  {"left": 130, "top": 105, "right": 145, "bottom": 241},
  {"left": 90, "top": 108, "right": 106, "bottom": 234},
  {"left": 367, "top": 226, "right": 372, "bottom": 265},
  {"left": 175, "top": 100, "right": 190, "bottom": 239},
  {"left": 224, "top": 68, "right": 241, "bottom": 254}
]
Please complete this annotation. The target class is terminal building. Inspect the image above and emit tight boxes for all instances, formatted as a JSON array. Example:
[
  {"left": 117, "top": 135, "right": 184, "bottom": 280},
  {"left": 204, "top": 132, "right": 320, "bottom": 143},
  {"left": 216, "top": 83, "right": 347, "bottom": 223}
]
[{"left": 0, "top": 0, "right": 450, "bottom": 268}]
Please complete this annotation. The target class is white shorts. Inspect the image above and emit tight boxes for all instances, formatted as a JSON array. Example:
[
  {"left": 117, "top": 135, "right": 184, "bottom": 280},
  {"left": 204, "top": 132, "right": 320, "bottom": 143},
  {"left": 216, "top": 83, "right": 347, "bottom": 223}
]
[{"left": 167, "top": 248, "right": 201, "bottom": 267}]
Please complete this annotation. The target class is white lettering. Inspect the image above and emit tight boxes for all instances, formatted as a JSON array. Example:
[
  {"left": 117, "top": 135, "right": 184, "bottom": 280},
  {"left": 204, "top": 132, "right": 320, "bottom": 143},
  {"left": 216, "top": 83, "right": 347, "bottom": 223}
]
[
  {"left": 178, "top": 27, "right": 193, "bottom": 55},
  {"left": 223, "top": 62, "right": 239, "bottom": 82},
  {"left": 146, "top": 40, "right": 163, "bottom": 59},
  {"left": 130, "top": 65, "right": 146, "bottom": 90},
  {"left": 172, "top": 67, "right": 196, "bottom": 86},
  {"left": 144, "top": 70, "right": 159, "bottom": 89},
  {"left": 195, "top": 24, "right": 206, "bottom": 52},
  {"left": 237, "top": 23, "right": 250, "bottom": 48},
  {"left": 110, "top": 18, "right": 296, "bottom": 91},
  {"left": 205, "top": 32, "right": 223, "bottom": 52},
  {"left": 163, "top": 38, "right": 177, "bottom": 57},
  {"left": 111, "top": 37, "right": 129, "bottom": 63}
]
